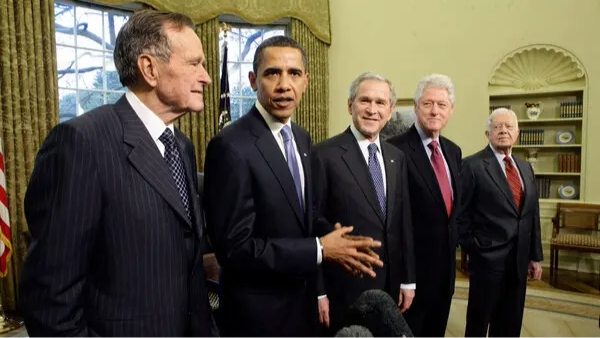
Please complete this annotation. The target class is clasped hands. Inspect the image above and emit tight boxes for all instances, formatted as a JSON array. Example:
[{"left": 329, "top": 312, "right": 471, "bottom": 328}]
[{"left": 320, "top": 223, "right": 383, "bottom": 278}]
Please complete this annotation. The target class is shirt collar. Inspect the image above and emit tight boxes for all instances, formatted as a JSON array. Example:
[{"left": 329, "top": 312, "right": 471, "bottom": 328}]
[
  {"left": 350, "top": 124, "right": 382, "bottom": 151},
  {"left": 255, "top": 101, "right": 293, "bottom": 137},
  {"left": 414, "top": 121, "right": 440, "bottom": 148},
  {"left": 489, "top": 143, "right": 513, "bottom": 162},
  {"left": 126, "top": 91, "right": 173, "bottom": 141}
]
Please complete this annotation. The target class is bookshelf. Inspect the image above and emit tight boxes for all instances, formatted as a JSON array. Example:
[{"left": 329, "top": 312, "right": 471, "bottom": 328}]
[{"left": 488, "top": 45, "right": 587, "bottom": 202}]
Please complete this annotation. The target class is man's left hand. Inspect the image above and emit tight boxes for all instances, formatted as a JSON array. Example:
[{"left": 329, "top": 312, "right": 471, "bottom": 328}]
[
  {"left": 397, "top": 289, "right": 414, "bottom": 313},
  {"left": 318, "top": 296, "right": 330, "bottom": 327},
  {"left": 528, "top": 261, "right": 542, "bottom": 281}
]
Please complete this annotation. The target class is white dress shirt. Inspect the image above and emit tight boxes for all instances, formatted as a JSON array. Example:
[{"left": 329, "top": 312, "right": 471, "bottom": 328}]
[
  {"left": 125, "top": 91, "right": 173, "bottom": 155},
  {"left": 350, "top": 125, "right": 416, "bottom": 291}
]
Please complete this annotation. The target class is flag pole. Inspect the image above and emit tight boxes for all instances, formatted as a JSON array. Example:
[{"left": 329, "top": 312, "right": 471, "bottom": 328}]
[{"left": 218, "top": 23, "right": 232, "bottom": 131}]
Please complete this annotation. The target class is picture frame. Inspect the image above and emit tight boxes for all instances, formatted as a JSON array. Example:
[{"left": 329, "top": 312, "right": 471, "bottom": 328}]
[{"left": 380, "top": 98, "right": 416, "bottom": 140}]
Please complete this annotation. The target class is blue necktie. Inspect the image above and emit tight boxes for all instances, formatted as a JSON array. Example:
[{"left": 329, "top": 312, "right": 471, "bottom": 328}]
[
  {"left": 159, "top": 128, "right": 191, "bottom": 220},
  {"left": 368, "top": 143, "right": 386, "bottom": 216},
  {"left": 281, "top": 125, "right": 303, "bottom": 210}
]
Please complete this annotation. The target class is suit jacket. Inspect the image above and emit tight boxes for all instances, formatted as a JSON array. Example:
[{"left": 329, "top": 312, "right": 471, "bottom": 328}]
[
  {"left": 312, "top": 128, "right": 415, "bottom": 325},
  {"left": 203, "top": 106, "right": 319, "bottom": 336},
  {"left": 386, "top": 125, "right": 461, "bottom": 296},
  {"left": 19, "top": 96, "right": 214, "bottom": 336},
  {"left": 456, "top": 146, "right": 543, "bottom": 279}
]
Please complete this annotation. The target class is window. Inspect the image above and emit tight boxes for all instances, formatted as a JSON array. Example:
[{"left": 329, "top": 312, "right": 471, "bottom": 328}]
[
  {"left": 219, "top": 23, "right": 287, "bottom": 122},
  {"left": 55, "top": 1, "right": 131, "bottom": 122}
]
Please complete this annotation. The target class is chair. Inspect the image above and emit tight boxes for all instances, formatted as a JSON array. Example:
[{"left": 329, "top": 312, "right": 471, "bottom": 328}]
[{"left": 550, "top": 203, "right": 600, "bottom": 286}]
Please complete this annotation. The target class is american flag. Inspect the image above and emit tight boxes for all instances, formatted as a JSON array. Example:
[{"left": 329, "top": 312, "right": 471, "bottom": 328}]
[
  {"left": 0, "top": 139, "right": 11, "bottom": 277},
  {"left": 218, "top": 39, "right": 231, "bottom": 131}
]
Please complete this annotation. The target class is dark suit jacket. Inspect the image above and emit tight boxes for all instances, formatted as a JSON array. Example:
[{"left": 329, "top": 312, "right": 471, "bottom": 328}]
[
  {"left": 19, "top": 96, "right": 214, "bottom": 336},
  {"left": 312, "top": 128, "right": 415, "bottom": 327},
  {"left": 456, "top": 146, "right": 543, "bottom": 279},
  {"left": 386, "top": 125, "right": 462, "bottom": 297},
  {"left": 203, "top": 106, "right": 319, "bottom": 336}
]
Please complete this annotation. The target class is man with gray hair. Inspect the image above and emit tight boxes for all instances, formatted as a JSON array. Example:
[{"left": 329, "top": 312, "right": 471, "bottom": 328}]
[
  {"left": 387, "top": 73, "right": 462, "bottom": 337},
  {"left": 457, "top": 108, "right": 543, "bottom": 337},
  {"left": 313, "top": 72, "right": 415, "bottom": 335},
  {"left": 20, "top": 10, "right": 216, "bottom": 336}
]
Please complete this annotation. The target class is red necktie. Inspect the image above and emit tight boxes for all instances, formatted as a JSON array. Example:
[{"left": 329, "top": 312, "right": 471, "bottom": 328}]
[
  {"left": 428, "top": 141, "right": 453, "bottom": 217},
  {"left": 503, "top": 156, "right": 523, "bottom": 211}
]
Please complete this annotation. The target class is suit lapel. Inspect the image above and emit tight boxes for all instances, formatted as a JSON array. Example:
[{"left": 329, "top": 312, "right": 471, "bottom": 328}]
[
  {"left": 440, "top": 137, "right": 459, "bottom": 213},
  {"left": 117, "top": 97, "right": 192, "bottom": 226},
  {"left": 175, "top": 129, "right": 202, "bottom": 234},
  {"left": 250, "top": 108, "right": 304, "bottom": 225},
  {"left": 294, "top": 125, "right": 311, "bottom": 236},
  {"left": 340, "top": 129, "right": 385, "bottom": 225},
  {"left": 381, "top": 142, "right": 396, "bottom": 229},
  {"left": 407, "top": 126, "right": 447, "bottom": 213},
  {"left": 483, "top": 147, "right": 518, "bottom": 214}
]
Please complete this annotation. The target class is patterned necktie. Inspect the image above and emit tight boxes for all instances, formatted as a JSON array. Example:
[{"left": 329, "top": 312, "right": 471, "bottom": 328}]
[
  {"left": 280, "top": 125, "right": 303, "bottom": 210},
  {"left": 428, "top": 140, "right": 453, "bottom": 217},
  {"left": 367, "top": 143, "right": 386, "bottom": 217},
  {"left": 159, "top": 128, "right": 191, "bottom": 220},
  {"left": 504, "top": 156, "right": 523, "bottom": 211}
]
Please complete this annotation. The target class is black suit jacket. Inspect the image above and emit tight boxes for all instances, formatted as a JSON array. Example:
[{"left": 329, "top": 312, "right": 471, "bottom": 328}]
[
  {"left": 456, "top": 146, "right": 543, "bottom": 279},
  {"left": 203, "top": 106, "right": 319, "bottom": 336},
  {"left": 312, "top": 128, "right": 415, "bottom": 325},
  {"left": 386, "top": 125, "right": 462, "bottom": 296},
  {"left": 19, "top": 96, "right": 214, "bottom": 336}
]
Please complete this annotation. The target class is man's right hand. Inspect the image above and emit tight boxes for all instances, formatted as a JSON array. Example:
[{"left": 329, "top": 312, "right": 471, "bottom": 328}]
[{"left": 320, "top": 223, "right": 383, "bottom": 278}]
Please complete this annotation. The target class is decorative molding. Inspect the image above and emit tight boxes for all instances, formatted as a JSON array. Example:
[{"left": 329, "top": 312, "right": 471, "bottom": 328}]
[{"left": 489, "top": 44, "right": 586, "bottom": 91}]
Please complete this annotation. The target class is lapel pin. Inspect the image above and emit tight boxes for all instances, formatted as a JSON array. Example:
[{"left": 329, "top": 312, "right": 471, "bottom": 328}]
[
  {"left": 303, "top": 153, "right": 307, "bottom": 157},
  {"left": 390, "top": 159, "right": 394, "bottom": 163}
]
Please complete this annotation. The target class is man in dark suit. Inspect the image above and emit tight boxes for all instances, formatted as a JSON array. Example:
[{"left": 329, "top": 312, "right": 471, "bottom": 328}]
[
  {"left": 19, "top": 11, "right": 216, "bottom": 336},
  {"left": 312, "top": 72, "right": 416, "bottom": 335},
  {"left": 386, "top": 73, "right": 462, "bottom": 337},
  {"left": 203, "top": 36, "right": 384, "bottom": 337},
  {"left": 457, "top": 107, "right": 543, "bottom": 337}
]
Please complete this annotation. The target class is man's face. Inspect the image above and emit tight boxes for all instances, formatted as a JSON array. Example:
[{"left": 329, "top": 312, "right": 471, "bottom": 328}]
[
  {"left": 154, "top": 25, "right": 212, "bottom": 113},
  {"left": 349, "top": 79, "right": 393, "bottom": 141},
  {"left": 486, "top": 112, "right": 520, "bottom": 151},
  {"left": 414, "top": 87, "right": 453, "bottom": 136},
  {"left": 249, "top": 46, "right": 309, "bottom": 123}
]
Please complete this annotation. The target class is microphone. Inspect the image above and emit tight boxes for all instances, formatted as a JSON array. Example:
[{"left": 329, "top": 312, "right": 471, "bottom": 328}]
[
  {"left": 345, "top": 289, "right": 413, "bottom": 337},
  {"left": 335, "top": 325, "right": 373, "bottom": 337}
]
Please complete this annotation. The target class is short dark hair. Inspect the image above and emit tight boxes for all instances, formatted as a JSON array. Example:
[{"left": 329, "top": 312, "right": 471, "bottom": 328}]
[
  {"left": 114, "top": 10, "right": 196, "bottom": 87},
  {"left": 252, "top": 35, "right": 308, "bottom": 74}
]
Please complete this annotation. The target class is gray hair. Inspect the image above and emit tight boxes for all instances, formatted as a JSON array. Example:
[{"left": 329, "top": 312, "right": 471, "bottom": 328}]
[
  {"left": 487, "top": 107, "right": 519, "bottom": 133},
  {"left": 348, "top": 72, "right": 397, "bottom": 107},
  {"left": 114, "top": 10, "right": 196, "bottom": 87},
  {"left": 414, "top": 73, "right": 456, "bottom": 105}
]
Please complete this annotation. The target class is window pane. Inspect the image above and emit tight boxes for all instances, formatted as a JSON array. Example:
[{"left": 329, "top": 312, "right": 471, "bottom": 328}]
[
  {"left": 55, "top": 2, "right": 76, "bottom": 46},
  {"left": 75, "top": 7, "right": 105, "bottom": 50},
  {"left": 106, "top": 91, "right": 124, "bottom": 104},
  {"left": 57, "top": 46, "right": 77, "bottom": 89},
  {"left": 58, "top": 89, "right": 77, "bottom": 122},
  {"left": 106, "top": 69, "right": 125, "bottom": 91},
  {"left": 78, "top": 90, "right": 105, "bottom": 113},
  {"left": 103, "top": 12, "right": 128, "bottom": 51},
  {"left": 77, "top": 48, "right": 105, "bottom": 90},
  {"left": 241, "top": 99, "right": 256, "bottom": 117}
]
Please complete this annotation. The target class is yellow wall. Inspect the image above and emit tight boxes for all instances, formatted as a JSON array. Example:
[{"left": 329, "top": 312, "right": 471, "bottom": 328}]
[{"left": 328, "top": 0, "right": 600, "bottom": 202}]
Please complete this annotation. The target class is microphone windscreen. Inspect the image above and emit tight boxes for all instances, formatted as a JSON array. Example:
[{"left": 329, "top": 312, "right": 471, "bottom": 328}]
[
  {"left": 346, "top": 289, "right": 413, "bottom": 337},
  {"left": 335, "top": 325, "right": 373, "bottom": 337}
]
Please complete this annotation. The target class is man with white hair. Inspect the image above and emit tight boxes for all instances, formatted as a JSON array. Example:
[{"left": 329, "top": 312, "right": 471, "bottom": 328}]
[
  {"left": 387, "top": 73, "right": 462, "bottom": 337},
  {"left": 456, "top": 108, "right": 543, "bottom": 337}
]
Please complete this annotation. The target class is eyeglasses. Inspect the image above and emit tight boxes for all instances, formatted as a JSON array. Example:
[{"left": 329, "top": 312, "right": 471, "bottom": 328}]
[{"left": 492, "top": 124, "right": 516, "bottom": 131}]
